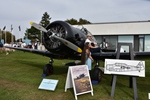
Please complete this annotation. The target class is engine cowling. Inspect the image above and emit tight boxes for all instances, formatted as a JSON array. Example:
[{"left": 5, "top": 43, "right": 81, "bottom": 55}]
[{"left": 42, "top": 21, "right": 86, "bottom": 55}]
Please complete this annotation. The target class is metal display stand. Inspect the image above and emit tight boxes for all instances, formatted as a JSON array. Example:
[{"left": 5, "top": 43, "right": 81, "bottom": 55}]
[{"left": 110, "top": 43, "right": 138, "bottom": 100}]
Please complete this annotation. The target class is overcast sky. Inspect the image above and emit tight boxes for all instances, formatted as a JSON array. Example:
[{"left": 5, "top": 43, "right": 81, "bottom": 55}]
[{"left": 0, "top": 0, "right": 150, "bottom": 39}]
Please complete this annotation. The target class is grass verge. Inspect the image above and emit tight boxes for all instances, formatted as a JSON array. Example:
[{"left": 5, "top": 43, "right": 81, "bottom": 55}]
[{"left": 0, "top": 51, "right": 149, "bottom": 100}]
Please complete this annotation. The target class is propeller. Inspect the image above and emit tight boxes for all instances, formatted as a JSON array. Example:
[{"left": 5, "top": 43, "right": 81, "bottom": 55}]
[
  {"left": 30, "top": 22, "right": 47, "bottom": 33},
  {"left": 30, "top": 22, "right": 82, "bottom": 53}
]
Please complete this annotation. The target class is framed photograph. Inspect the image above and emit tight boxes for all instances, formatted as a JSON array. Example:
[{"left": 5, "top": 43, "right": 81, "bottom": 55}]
[
  {"left": 70, "top": 65, "right": 93, "bottom": 95},
  {"left": 65, "top": 65, "right": 93, "bottom": 100}
]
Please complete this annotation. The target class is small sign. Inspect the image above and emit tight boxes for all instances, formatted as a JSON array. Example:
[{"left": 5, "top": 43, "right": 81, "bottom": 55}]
[
  {"left": 65, "top": 65, "right": 93, "bottom": 100},
  {"left": 148, "top": 93, "right": 150, "bottom": 99},
  {"left": 38, "top": 79, "right": 58, "bottom": 91}
]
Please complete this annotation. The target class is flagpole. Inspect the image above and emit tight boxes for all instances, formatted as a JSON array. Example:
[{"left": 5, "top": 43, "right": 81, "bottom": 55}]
[
  {"left": 5, "top": 31, "right": 6, "bottom": 43},
  {"left": 11, "top": 25, "right": 13, "bottom": 44},
  {"left": 11, "top": 32, "right": 13, "bottom": 44},
  {"left": 0, "top": 29, "right": 1, "bottom": 41},
  {"left": 19, "top": 26, "right": 20, "bottom": 42},
  {"left": 19, "top": 26, "right": 21, "bottom": 42},
  {"left": 19, "top": 27, "right": 20, "bottom": 42},
  {"left": 41, "top": 31, "right": 42, "bottom": 43},
  {"left": 3, "top": 26, "right": 6, "bottom": 43}
]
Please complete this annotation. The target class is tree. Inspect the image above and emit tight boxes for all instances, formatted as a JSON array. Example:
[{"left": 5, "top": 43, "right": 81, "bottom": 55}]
[
  {"left": 65, "top": 18, "right": 91, "bottom": 25},
  {"left": 1, "top": 31, "right": 15, "bottom": 43},
  {"left": 40, "top": 12, "right": 51, "bottom": 28},
  {"left": 24, "top": 26, "right": 41, "bottom": 42},
  {"left": 25, "top": 12, "right": 51, "bottom": 42},
  {"left": 65, "top": 18, "right": 78, "bottom": 25},
  {"left": 78, "top": 18, "right": 91, "bottom": 25}
]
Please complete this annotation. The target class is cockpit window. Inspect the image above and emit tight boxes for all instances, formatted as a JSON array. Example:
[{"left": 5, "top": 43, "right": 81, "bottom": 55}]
[{"left": 75, "top": 25, "right": 98, "bottom": 44}]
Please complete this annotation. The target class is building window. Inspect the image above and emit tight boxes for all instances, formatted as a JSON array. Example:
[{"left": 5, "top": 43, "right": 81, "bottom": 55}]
[
  {"left": 145, "top": 35, "right": 150, "bottom": 52},
  {"left": 139, "top": 36, "right": 144, "bottom": 52},
  {"left": 94, "top": 35, "right": 117, "bottom": 49},
  {"left": 118, "top": 36, "right": 133, "bottom": 52}
]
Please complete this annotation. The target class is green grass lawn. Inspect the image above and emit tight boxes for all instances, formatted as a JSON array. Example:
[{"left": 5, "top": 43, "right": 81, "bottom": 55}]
[{"left": 0, "top": 51, "right": 150, "bottom": 100}]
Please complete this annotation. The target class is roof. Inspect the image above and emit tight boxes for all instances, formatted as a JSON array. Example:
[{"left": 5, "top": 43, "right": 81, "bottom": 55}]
[{"left": 74, "top": 20, "right": 150, "bottom": 35}]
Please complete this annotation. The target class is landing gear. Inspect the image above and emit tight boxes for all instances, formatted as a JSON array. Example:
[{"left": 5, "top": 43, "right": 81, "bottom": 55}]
[
  {"left": 43, "top": 58, "right": 54, "bottom": 76},
  {"left": 91, "top": 60, "right": 103, "bottom": 83},
  {"left": 92, "top": 66, "right": 102, "bottom": 83}
]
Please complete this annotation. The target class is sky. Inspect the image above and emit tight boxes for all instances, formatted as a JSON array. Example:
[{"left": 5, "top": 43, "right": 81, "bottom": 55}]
[{"left": 0, "top": 0, "right": 150, "bottom": 39}]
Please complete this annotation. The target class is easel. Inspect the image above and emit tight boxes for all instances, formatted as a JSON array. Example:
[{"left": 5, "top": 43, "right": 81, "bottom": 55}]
[
  {"left": 111, "top": 43, "right": 138, "bottom": 100},
  {"left": 65, "top": 65, "right": 93, "bottom": 100}
]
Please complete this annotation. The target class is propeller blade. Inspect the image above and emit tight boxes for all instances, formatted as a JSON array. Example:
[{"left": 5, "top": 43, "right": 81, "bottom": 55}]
[
  {"left": 30, "top": 21, "right": 82, "bottom": 53},
  {"left": 30, "top": 22, "right": 47, "bottom": 32},
  {"left": 53, "top": 35, "right": 82, "bottom": 53}
]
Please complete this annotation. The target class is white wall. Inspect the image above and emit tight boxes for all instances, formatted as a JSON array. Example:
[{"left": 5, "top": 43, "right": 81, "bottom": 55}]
[{"left": 74, "top": 21, "right": 150, "bottom": 35}]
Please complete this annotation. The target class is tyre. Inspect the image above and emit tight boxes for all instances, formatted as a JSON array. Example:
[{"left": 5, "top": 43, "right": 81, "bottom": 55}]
[
  {"left": 91, "top": 67, "right": 102, "bottom": 83},
  {"left": 43, "top": 64, "right": 53, "bottom": 76}
]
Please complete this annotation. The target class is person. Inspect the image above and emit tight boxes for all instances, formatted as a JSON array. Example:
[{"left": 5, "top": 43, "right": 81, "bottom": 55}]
[
  {"left": 120, "top": 47, "right": 125, "bottom": 52},
  {"left": 81, "top": 42, "right": 94, "bottom": 70},
  {"left": 34, "top": 42, "right": 38, "bottom": 49},
  {"left": 115, "top": 47, "right": 125, "bottom": 52},
  {"left": 85, "top": 34, "right": 101, "bottom": 53},
  {"left": 28, "top": 43, "right": 32, "bottom": 49},
  {"left": 21, "top": 42, "right": 27, "bottom": 48},
  {"left": 3, "top": 43, "right": 9, "bottom": 55},
  {"left": 0, "top": 41, "right": 4, "bottom": 52},
  {"left": 100, "top": 37, "right": 108, "bottom": 49},
  {"left": 0, "top": 41, "right": 3, "bottom": 47}
]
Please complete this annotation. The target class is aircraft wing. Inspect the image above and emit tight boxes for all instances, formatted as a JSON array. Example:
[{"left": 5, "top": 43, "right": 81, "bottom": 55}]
[
  {"left": 4, "top": 46, "right": 63, "bottom": 59},
  {"left": 91, "top": 51, "right": 150, "bottom": 60},
  {"left": 5, "top": 46, "right": 150, "bottom": 60}
]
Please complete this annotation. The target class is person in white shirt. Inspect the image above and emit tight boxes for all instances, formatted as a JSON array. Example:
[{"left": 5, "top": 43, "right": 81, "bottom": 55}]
[
  {"left": 100, "top": 37, "right": 108, "bottom": 49},
  {"left": 4, "top": 43, "right": 9, "bottom": 55},
  {"left": 85, "top": 34, "right": 101, "bottom": 53}
]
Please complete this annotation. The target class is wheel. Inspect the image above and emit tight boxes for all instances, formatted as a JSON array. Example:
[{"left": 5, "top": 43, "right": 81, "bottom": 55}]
[
  {"left": 91, "top": 67, "right": 102, "bottom": 83},
  {"left": 43, "top": 64, "right": 53, "bottom": 76}
]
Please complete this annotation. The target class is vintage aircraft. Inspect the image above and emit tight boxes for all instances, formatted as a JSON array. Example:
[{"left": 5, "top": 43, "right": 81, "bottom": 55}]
[
  {"left": 5, "top": 21, "right": 97, "bottom": 74},
  {"left": 5, "top": 20, "right": 150, "bottom": 82}
]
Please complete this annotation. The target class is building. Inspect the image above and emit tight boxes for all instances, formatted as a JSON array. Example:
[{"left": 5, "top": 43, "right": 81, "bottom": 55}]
[{"left": 77, "top": 20, "right": 150, "bottom": 52}]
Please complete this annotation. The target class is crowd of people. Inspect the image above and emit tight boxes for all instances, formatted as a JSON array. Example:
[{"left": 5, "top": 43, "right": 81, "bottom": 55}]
[{"left": 0, "top": 41, "right": 46, "bottom": 55}]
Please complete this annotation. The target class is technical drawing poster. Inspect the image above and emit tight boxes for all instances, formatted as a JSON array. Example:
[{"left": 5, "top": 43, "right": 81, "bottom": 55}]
[{"left": 104, "top": 59, "right": 145, "bottom": 77}]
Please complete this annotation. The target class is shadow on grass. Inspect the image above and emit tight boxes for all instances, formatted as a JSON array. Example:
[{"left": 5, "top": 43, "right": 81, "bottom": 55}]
[
  {"left": 15, "top": 59, "right": 69, "bottom": 75},
  {"left": 15, "top": 59, "right": 44, "bottom": 69}
]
